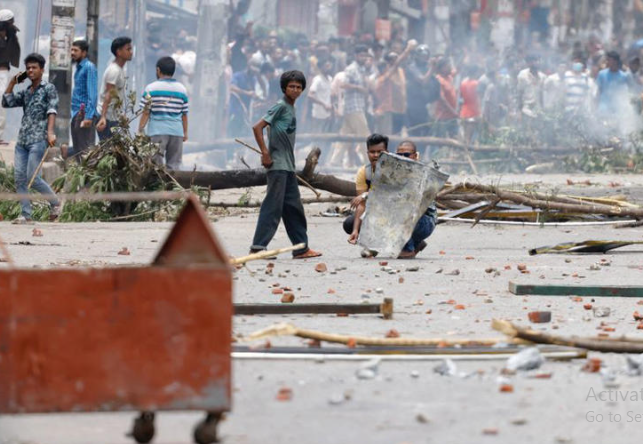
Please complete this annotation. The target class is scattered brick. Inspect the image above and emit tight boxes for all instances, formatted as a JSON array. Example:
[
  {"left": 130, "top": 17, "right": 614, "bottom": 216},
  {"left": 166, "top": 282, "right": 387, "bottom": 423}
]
[
  {"left": 385, "top": 329, "right": 400, "bottom": 338},
  {"left": 528, "top": 311, "right": 551, "bottom": 323},
  {"left": 499, "top": 384, "right": 514, "bottom": 393},
  {"left": 315, "top": 263, "right": 328, "bottom": 273},
  {"left": 276, "top": 387, "right": 293, "bottom": 401},
  {"left": 582, "top": 358, "right": 602, "bottom": 373},
  {"left": 281, "top": 293, "right": 295, "bottom": 303},
  {"left": 118, "top": 247, "right": 130, "bottom": 256}
]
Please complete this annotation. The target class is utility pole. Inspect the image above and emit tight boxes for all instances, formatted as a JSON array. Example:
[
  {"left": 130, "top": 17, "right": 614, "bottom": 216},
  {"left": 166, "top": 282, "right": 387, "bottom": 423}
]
[
  {"left": 132, "top": 0, "right": 147, "bottom": 94},
  {"left": 49, "top": 0, "right": 76, "bottom": 146},
  {"left": 87, "top": 0, "right": 99, "bottom": 64},
  {"left": 193, "top": 0, "right": 229, "bottom": 142}
]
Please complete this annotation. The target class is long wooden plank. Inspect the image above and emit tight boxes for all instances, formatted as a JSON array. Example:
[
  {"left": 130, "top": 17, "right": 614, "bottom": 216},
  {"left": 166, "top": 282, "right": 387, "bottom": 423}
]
[
  {"left": 234, "top": 299, "right": 393, "bottom": 317},
  {"left": 509, "top": 281, "right": 643, "bottom": 297}
]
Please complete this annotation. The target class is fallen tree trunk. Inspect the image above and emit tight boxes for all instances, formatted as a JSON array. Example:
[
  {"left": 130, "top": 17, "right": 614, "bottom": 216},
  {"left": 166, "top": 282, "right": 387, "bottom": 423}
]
[{"left": 172, "top": 147, "right": 357, "bottom": 196}]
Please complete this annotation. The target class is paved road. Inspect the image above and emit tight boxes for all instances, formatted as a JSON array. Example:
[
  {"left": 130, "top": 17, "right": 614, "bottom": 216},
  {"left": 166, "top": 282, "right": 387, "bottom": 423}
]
[{"left": 2, "top": 174, "right": 643, "bottom": 443}]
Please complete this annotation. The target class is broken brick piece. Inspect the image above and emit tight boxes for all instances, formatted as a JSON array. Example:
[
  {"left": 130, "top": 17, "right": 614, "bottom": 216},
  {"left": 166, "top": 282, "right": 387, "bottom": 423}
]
[
  {"left": 398, "top": 277, "right": 405, "bottom": 284},
  {"left": 499, "top": 384, "right": 514, "bottom": 393},
  {"left": 482, "top": 428, "right": 499, "bottom": 435},
  {"left": 32, "top": 228, "right": 43, "bottom": 237},
  {"left": 528, "top": 311, "right": 551, "bottom": 323},
  {"left": 272, "top": 288, "right": 284, "bottom": 295},
  {"left": 634, "top": 311, "right": 643, "bottom": 321},
  {"left": 385, "top": 329, "right": 400, "bottom": 338},
  {"left": 517, "top": 264, "right": 527, "bottom": 271},
  {"left": 572, "top": 296, "right": 583, "bottom": 302},
  {"left": 379, "top": 261, "right": 388, "bottom": 266},
  {"left": 281, "top": 293, "right": 295, "bottom": 303},
  {"left": 583, "top": 303, "right": 593, "bottom": 310},
  {"left": 327, "top": 288, "right": 336, "bottom": 294},
  {"left": 315, "top": 263, "right": 328, "bottom": 273},
  {"left": 118, "top": 247, "right": 130, "bottom": 256},
  {"left": 582, "top": 358, "right": 601, "bottom": 373},
  {"left": 454, "top": 304, "right": 466, "bottom": 310},
  {"left": 276, "top": 387, "right": 293, "bottom": 401},
  {"left": 347, "top": 338, "right": 357, "bottom": 348},
  {"left": 336, "top": 312, "right": 349, "bottom": 317}
]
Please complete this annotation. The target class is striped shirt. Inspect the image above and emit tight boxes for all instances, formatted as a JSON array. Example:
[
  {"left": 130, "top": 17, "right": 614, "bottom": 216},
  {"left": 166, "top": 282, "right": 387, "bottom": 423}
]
[
  {"left": 564, "top": 71, "right": 591, "bottom": 112},
  {"left": 72, "top": 58, "right": 98, "bottom": 119},
  {"left": 140, "top": 78, "right": 189, "bottom": 137}
]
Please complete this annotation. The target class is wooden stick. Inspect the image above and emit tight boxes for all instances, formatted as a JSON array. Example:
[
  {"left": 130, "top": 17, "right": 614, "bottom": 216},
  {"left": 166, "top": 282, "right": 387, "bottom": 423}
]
[
  {"left": 234, "top": 138, "right": 322, "bottom": 198},
  {"left": 493, "top": 319, "right": 643, "bottom": 353},
  {"left": 230, "top": 243, "right": 306, "bottom": 265},
  {"left": 27, "top": 146, "right": 51, "bottom": 189},
  {"left": 245, "top": 322, "right": 527, "bottom": 347}
]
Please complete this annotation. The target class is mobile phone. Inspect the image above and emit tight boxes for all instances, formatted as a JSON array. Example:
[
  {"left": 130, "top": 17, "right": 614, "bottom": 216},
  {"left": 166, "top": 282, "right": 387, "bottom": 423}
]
[{"left": 16, "top": 71, "right": 27, "bottom": 83}]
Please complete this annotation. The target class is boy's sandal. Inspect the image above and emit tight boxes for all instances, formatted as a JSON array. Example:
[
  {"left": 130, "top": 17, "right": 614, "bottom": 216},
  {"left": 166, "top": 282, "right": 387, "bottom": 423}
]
[{"left": 293, "top": 249, "right": 322, "bottom": 259}]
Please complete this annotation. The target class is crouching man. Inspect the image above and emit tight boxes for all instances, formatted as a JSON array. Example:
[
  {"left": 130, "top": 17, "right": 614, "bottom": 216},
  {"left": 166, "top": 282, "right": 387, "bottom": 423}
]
[{"left": 343, "top": 136, "right": 436, "bottom": 258}]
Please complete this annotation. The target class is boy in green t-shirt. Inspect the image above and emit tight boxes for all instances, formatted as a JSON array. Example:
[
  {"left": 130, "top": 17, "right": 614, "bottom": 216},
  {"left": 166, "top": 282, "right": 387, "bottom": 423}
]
[{"left": 249, "top": 70, "right": 322, "bottom": 259}]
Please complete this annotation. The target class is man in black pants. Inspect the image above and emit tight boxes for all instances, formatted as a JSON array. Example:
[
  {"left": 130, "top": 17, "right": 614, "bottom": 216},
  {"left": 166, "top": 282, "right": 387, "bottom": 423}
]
[{"left": 250, "top": 70, "right": 322, "bottom": 259}]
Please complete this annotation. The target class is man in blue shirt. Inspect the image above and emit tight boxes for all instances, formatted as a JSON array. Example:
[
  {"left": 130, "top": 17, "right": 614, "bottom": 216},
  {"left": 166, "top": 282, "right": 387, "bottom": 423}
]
[
  {"left": 2, "top": 53, "right": 60, "bottom": 224},
  {"left": 66, "top": 39, "right": 98, "bottom": 159},
  {"left": 596, "top": 51, "right": 632, "bottom": 116}
]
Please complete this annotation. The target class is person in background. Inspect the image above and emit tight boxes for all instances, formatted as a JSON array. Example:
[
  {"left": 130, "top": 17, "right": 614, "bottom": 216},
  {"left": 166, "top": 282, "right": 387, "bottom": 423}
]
[
  {"left": 543, "top": 60, "right": 567, "bottom": 113},
  {"left": 517, "top": 54, "right": 546, "bottom": 123},
  {"left": 228, "top": 58, "right": 260, "bottom": 139},
  {"left": 459, "top": 64, "right": 481, "bottom": 145},
  {"left": 138, "top": 57, "right": 189, "bottom": 170},
  {"left": 0, "top": 9, "right": 20, "bottom": 143},
  {"left": 596, "top": 51, "right": 631, "bottom": 117},
  {"left": 434, "top": 57, "right": 459, "bottom": 138},
  {"left": 3, "top": 53, "right": 60, "bottom": 224},
  {"left": 564, "top": 58, "right": 593, "bottom": 115},
  {"left": 66, "top": 39, "right": 98, "bottom": 159},
  {"left": 308, "top": 57, "right": 334, "bottom": 134},
  {"left": 97, "top": 36, "right": 133, "bottom": 140},
  {"left": 373, "top": 40, "right": 416, "bottom": 135},
  {"left": 330, "top": 44, "right": 370, "bottom": 168}
]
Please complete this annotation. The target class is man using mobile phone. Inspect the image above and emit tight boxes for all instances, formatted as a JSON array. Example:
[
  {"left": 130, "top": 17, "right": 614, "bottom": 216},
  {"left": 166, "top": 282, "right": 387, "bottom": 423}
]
[{"left": 2, "top": 53, "right": 60, "bottom": 224}]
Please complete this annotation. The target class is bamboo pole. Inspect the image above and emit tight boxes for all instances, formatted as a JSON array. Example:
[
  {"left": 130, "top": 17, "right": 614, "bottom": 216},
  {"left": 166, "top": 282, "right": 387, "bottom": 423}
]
[
  {"left": 230, "top": 243, "right": 306, "bottom": 265},
  {"left": 245, "top": 322, "right": 527, "bottom": 347},
  {"left": 493, "top": 319, "right": 643, "bottom": 353}
]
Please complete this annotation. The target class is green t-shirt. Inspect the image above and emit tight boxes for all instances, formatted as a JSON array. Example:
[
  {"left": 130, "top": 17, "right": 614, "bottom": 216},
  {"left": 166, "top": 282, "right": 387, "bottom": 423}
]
[{"left": 262, "top": 99, "right": 297, "bottom": 172}]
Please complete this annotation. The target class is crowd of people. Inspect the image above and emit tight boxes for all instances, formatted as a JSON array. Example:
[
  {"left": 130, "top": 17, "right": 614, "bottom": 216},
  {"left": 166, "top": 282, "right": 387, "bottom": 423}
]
[{"left": 226, "top": 24, "right": 643, "bottom": 168}]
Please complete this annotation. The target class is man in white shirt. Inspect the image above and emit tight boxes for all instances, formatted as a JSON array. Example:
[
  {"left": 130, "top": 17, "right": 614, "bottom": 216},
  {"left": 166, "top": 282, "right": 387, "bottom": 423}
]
[
  {"left": 308, "top": 58, "right": 334, "bottom": 133},
  {"left": 543, "top": 61, "right": 567, "bottom": 113},
  {"left": 96, "top": 36, "right": 133, "bottom": 140},
  {"left": 517, "top": 54, "right": 546, "bottom": 119}
]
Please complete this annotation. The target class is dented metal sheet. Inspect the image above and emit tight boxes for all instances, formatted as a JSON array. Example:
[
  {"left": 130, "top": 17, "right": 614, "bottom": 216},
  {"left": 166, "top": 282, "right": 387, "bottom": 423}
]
[{"left": 358, "top": 153, "right": 449, "bottom": 257}]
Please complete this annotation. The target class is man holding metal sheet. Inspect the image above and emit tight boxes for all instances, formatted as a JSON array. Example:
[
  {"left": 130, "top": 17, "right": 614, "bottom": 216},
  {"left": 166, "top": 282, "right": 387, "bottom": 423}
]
[{"left": 343, "top": 135, "right": 441, "bottom": 259}]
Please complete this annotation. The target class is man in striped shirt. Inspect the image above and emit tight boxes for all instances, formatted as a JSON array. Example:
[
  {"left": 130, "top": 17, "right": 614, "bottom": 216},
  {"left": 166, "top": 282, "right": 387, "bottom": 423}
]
[
  {"left": 138, "top": 56, "right": 188, "bottom": 170},
  {"left": 67, "top": 39, "right": 98, "bottom": 158}
]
